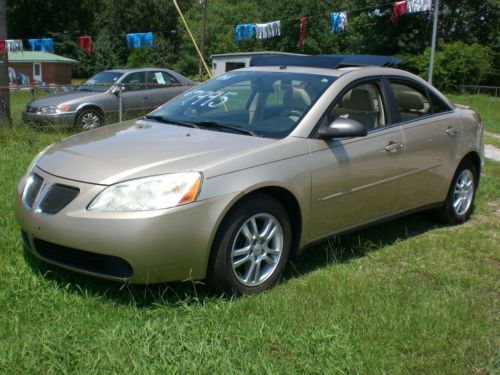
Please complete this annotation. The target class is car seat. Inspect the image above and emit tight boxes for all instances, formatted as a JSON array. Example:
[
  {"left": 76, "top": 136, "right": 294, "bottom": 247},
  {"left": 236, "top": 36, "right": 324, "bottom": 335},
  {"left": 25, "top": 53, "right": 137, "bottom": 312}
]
[
  {"left": 396, "top": 91, "right": 426, "bottom": 121},
  {"left": 340, "top": 89, "right": 378, "bottom": 129}
]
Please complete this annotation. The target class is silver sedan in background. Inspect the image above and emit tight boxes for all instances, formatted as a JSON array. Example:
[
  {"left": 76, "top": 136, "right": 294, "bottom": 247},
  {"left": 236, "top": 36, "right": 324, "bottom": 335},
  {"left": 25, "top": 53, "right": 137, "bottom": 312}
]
[{"left": 23, "top": 68, "right": 193, "bottom": 130}]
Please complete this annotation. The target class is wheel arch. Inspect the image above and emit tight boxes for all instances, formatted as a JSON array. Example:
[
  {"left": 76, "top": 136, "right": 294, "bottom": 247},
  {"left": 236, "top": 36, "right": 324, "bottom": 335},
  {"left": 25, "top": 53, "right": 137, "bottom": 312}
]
[
  {"left": 207, "top": 185, "right": 303, "bottom": 274},
  {"left": 460, "top": 151, "right": 482, "bottom": 186}
]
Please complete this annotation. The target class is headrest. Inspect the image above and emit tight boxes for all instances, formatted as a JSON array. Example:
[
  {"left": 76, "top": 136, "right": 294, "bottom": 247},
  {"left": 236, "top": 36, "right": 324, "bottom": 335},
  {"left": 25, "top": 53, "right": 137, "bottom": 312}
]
[
  {"left": 284, "top": 88, "right": 311, "bottom": 110},
  {"left": 396, "top": 91, "right": 424, "bottom": 110},
  {"left": 343, "top": 89, "right": 374, "bottom": 111}
]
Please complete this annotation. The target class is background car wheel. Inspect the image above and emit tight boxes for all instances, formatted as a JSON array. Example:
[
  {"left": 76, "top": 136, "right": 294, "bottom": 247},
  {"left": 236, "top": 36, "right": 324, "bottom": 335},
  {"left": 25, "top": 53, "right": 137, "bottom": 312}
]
[
  {"left": 75, "top": 108, "right": 103, "bottom": 130},
  {"left": 207, "top": 193, "right": 292, "bottom": 295},
  {"left": 436, "top": 159, "right": 477, "bottom": 224}
]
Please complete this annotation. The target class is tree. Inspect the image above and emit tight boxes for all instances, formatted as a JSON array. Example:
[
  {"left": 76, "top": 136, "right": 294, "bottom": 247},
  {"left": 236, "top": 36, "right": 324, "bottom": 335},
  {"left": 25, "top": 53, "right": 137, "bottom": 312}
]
[{"left": 0, "top": 0, "right": 10, "bottom": 125}]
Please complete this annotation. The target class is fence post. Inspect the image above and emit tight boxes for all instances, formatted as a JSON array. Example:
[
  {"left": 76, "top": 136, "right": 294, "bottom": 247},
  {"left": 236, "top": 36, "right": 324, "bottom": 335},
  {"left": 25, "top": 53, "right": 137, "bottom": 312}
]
[{"left": 118, "top": 85, "right": 123, "bottom": 122}]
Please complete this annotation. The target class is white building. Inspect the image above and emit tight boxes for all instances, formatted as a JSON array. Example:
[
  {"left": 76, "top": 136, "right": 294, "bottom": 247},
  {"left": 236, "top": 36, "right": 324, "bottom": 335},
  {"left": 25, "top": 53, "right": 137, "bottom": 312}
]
[{"left": 211, "top": 51, "right": 306, "bottom": 77}]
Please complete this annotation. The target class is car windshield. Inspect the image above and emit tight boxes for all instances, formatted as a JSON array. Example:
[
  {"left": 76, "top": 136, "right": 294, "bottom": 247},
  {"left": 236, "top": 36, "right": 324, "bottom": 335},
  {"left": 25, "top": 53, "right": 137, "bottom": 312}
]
[
  {"left": 148, "top": 70, "right": 336, "bottom": 138},
  {"left": 77, "top": 72, "right": 124, "bottom": 92}
]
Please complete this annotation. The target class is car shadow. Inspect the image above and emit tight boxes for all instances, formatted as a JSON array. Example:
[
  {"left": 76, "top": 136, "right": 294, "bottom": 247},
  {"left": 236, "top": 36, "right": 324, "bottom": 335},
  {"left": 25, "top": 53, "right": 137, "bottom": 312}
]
[
  {"left": 284, "top": 211, "right": 444, "bottom": 280},
  {"left": 23, "top": 210, "right": 449, "bottom": 308}
]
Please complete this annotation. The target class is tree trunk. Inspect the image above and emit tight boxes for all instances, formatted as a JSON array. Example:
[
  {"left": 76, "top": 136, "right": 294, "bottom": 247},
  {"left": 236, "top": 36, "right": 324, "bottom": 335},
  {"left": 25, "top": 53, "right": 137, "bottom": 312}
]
[{"left": 0, "top": 0, "right": 11, "bottom": 125}]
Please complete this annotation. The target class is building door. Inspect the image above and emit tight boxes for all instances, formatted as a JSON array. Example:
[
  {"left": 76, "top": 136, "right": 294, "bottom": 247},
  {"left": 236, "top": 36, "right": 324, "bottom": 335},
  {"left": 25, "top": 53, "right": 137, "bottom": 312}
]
[{"left": 33, "top": 63, "right": 42, "bottom": 82}]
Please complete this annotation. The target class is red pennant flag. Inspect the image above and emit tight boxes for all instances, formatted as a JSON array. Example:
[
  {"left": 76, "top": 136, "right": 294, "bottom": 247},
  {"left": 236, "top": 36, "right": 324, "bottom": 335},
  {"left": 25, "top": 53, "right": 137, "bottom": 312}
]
[{"left": 299, "top": 16, "right": 307, "bottom": 53}]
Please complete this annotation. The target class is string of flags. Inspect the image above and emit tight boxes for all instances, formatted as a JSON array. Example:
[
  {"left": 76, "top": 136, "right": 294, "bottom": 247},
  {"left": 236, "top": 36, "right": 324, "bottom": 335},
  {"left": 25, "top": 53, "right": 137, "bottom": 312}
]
[
  {"left": 0, "top": 0, "right": 433, "bottom": 55},
  {"left": 126, "top": 33, "right": 154, "bottom": 49},
  {"left": 0, "top": 32, "right": 156, "bottom": 55},
  {"left": 235, "top": 0, "right": 432, "bottom": 48}
]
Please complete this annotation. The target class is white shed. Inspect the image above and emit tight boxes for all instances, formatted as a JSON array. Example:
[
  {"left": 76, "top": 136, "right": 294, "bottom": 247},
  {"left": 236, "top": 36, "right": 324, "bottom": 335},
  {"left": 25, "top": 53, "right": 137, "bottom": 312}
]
[{"left": 211, "top": 51, "right": 306, "bottom": 77}]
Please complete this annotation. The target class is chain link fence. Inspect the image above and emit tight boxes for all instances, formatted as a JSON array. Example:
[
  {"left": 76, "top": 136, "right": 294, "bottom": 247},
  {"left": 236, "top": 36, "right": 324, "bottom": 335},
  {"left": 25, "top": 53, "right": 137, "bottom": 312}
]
[
  {"left": 461, "top": 85, "right": 500, "bottom": 97},
  {"left": 8, "top": 82, "right": 196, "bottom": 129}
]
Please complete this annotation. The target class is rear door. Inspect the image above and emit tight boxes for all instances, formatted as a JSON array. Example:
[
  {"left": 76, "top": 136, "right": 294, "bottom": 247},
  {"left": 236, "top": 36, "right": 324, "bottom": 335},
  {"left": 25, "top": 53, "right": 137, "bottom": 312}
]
[
  {"left": 385, "top": 78, "right": 460, "bottom": 211},
  {"left": 146, "top": 71, "right": 188, "bottom": 109},
  {"left": 309, "top": 79, "right": 405, "bottom": 240}
]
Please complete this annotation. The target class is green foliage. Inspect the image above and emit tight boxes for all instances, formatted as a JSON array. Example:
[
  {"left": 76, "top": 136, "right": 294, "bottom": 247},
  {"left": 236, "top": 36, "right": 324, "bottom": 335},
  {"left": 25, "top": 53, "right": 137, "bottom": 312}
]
[
  {"left": 5, "top": 0, "right": 500, "bottom": 85},
  {"left": 93, "top": 32, "right": 126, "bottom": 72},
  {"left": 126, "top": 47, "right": 151, "bottom": 68},
  {"left": 402, "top": 42, "right": 495, "bottom": 92}
]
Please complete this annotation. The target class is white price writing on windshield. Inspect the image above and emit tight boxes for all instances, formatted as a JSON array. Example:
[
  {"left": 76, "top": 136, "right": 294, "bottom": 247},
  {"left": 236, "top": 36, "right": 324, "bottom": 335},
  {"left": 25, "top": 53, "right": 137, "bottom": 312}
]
[{"left": 181, "top": 90, "right": 237, "bottom": 108}]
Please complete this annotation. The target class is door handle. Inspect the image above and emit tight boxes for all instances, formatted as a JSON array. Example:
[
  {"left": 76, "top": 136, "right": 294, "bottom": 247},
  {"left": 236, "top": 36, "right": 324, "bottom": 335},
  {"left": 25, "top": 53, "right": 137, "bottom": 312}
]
[
  {"left": 385, "top": 141, "right": 403, "bottom": 153},
  {"left": 446, "top": 127, "right": 458, "bottom": 136},
  {"left": 143, "top": 96, "right": 151, "bottom": 100}
]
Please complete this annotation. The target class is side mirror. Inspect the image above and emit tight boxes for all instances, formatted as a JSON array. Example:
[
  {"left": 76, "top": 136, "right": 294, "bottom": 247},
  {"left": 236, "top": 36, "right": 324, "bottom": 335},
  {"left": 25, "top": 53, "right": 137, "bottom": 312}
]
[
  {"left": 318, "top": 117, "right": 368, "bottom": 139},
  {"left": 111, "top": 85, "right": 126, "bottom": 95}
]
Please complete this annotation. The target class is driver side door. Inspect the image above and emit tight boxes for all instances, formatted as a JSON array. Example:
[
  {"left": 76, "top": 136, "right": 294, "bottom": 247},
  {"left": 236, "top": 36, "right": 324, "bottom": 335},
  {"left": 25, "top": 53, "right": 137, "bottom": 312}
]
[
  {"left": 120, "top": 71, "right": 150, "bottom": 119},
  {"left": 308, "top": 79, "right": 405, "bottom": 240}
]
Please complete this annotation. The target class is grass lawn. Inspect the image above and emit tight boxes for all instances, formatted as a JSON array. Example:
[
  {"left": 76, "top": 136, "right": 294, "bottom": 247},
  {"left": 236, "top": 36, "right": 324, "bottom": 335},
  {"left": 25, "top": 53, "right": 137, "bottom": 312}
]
[
  {"left": 0, "top": 95, "right": 498, "bottom": 373},
  {"left": 448, "top": 94, "right": 500, "bottom": 134}
]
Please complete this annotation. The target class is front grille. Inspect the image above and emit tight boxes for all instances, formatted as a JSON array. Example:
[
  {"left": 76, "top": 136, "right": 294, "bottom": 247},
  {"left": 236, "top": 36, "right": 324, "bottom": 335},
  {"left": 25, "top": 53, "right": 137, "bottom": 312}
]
[
  {"left": 22, "top": 174, "right": 44, "bottom": 208},
  {"left": 27, "top": 106, "right": 39, "bottom": 113},
  {"left": 34, "top": 238, "right": 133, "bottom": 279},
  {"left": 38, "top": 184, "right": 79, "bottom": 214}
]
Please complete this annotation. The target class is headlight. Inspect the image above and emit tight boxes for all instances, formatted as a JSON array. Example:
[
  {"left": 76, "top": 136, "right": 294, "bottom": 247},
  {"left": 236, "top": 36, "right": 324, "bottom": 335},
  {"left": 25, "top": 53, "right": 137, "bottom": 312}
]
[
  {"left": 39, "top": 104, "right": 70, "bottom": 114},
  {"left": 87, "top": 172, "right": 202, "bottom": 212}
]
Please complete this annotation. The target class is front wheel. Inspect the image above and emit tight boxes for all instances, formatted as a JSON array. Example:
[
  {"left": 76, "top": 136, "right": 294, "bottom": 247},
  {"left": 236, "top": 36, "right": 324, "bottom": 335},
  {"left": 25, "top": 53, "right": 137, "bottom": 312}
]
[
  {"left": 207, "top": 194, "right": 292, "bottom": 295},
  {"left": 436, "top": 159, "right": 477, "bottom": 224},
  {"left": 75, "top": 108, "right": 103, "bottom": 131}
]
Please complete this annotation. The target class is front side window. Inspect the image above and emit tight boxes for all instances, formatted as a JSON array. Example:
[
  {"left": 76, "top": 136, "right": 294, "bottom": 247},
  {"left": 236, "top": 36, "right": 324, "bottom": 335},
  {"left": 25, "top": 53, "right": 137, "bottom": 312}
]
[
  {"left": 149, "top": 71, "right": 336, "bottom": 138},
  {"left": 121, "top": 72, "right": 147, "bottom": 91},
  {"left": 327, "top": 81, "right": 387, "bottom": 130},
  {"left": 389, "top": 81, "right": 431, "bottom": 122},
  {"left": 77, "top": 71, "right": 124, "bottom": 92}
]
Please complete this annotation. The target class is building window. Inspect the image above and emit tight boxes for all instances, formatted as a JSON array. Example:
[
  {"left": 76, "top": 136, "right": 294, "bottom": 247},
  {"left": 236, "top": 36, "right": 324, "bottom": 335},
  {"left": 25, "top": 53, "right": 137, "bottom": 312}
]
[{"left": 225, "top": 62, "right": 245, "bottom": 72}]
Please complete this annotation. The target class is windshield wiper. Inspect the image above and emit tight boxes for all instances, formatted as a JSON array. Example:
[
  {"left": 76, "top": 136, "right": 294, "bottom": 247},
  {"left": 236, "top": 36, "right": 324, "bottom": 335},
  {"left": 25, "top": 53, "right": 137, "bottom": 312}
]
[
  {"left": 192, "top": 121, "right": 258, "bottom": 136},
  {"left": 144, "top": 115, "right": 199, "bottom": 128}
]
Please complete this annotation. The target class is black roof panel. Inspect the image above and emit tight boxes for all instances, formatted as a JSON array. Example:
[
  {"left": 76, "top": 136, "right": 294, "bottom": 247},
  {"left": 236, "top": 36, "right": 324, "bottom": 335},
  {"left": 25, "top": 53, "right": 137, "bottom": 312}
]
[{"left": 250, "top": 54, "right": 401, "bottom": 69}]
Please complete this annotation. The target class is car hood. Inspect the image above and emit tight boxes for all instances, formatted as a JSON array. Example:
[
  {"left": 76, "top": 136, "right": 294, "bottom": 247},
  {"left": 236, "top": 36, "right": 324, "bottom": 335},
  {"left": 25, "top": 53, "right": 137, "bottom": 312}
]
[
  {"left": 27, "top": 91, "right": 107, "bottom": 107},
  {"left": 37, "top": 119, "right": 278, "bottom": 185}
]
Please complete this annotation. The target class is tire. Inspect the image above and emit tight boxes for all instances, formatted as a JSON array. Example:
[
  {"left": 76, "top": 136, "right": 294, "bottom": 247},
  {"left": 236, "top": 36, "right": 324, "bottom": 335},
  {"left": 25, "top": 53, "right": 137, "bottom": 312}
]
[
  {"left": 436, "top": 159, "right": 477, "bottom": 224},
  {"left": 207, "top": 193, "right": 292, "bottom": 295},
  {"left": 75, "top": 108, "right": 103, "bottom": 131}
]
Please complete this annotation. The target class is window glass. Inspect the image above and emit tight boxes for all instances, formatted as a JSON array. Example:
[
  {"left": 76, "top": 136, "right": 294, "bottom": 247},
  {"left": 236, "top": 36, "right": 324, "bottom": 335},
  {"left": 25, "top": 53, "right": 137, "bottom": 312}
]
[
  {"left": 389, "top": 81, "right": 431, "bottom": 121},
  {"left": 147, "top": 71, "right": 177, "bottom": 87},
  {"left": 77, "top": 71, "right": 124, "bottom": 92},
  {"left": 150, "top": 71, "right": 336, "bottom": 139},
  {"left": 429, "top": 91, "right": 452, "bottom": 114},
  {"left": 121, "top": 72, "right": 146, "bottom": 91},
  {"left": 328, "top": 82, "right": 386, "bottom": 130},
  {"left": 225, "top": 62, "right": 246, "bottom": 72}
]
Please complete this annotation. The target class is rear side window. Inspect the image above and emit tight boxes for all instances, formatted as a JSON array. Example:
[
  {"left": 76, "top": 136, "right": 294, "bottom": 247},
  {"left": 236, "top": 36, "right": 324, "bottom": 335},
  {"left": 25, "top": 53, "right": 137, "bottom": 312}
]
[
  {"left": 147, "top": 71, "right": 178, "bottom": 87},
  {"left": 389, "top": 81, "right": 431, "bottom": 122},
  {"left": 429, "top": 91, "right": 452, "bottom": 114}
]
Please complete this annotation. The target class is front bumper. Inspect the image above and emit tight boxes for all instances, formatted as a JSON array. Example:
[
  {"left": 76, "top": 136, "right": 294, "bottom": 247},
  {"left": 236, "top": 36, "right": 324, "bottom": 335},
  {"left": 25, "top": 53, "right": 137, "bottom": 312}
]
[
  {"left": 23, "top": 110, "right": 76, "bottom": 128},
  {"left": 15, "top": 167, "right": 238, "bottom": 284}
]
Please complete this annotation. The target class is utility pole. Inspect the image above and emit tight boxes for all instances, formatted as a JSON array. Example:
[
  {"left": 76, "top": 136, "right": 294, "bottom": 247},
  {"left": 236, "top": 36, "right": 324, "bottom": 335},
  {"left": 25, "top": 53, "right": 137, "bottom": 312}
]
[
  {"left": 198, "top": 0, "right": 208, "bottom": 80},
  {"left": 428, "top": 0, "right": 439, "bottom": 83},
  {"left": 0, "top": 0, "right": 11, "bottom": 124}
]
